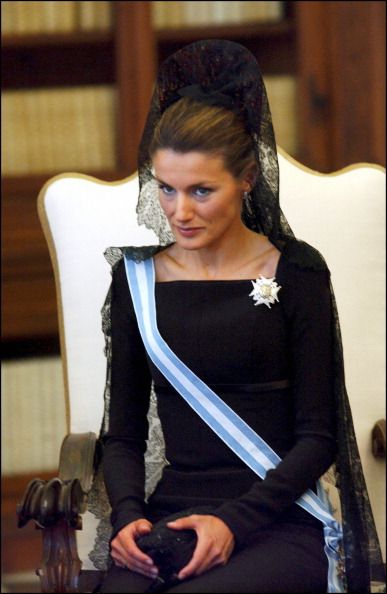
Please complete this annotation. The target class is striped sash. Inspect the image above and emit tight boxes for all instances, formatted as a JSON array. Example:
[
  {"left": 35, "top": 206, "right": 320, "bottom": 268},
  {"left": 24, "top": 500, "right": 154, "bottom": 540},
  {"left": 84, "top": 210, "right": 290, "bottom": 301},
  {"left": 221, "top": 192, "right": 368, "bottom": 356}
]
[{"left": 124, "top": 256, "right": 345, "bottom": 593}]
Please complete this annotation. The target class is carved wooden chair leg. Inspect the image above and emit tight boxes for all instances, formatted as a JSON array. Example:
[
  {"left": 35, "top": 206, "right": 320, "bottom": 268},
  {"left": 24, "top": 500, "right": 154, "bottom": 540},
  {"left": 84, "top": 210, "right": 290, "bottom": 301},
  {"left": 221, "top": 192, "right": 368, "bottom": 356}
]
[
  {"left": 37, "top": 519, "right": 82, "bottom": 593},
  {"left": 17, "top": 477, "right": 87, "bottom": 593}
]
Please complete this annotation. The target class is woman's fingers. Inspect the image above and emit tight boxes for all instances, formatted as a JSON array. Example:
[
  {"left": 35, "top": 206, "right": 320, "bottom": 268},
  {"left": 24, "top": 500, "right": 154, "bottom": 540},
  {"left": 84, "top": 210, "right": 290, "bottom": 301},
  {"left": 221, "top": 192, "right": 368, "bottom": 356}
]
[
  {"left": 111, "top": 543, "right": 158, "bottom": 577},
  {"left": 110, "top": 519, "right": 158, "bottom": 578},
  {"left": 167, "top": 514, "right": 235, "bottom": 579}
]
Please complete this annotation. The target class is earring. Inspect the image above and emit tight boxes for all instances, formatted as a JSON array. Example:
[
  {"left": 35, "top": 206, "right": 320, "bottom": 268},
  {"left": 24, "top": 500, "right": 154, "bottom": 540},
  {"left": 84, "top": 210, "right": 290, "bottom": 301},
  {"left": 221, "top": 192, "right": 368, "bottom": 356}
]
[{"left": 243, "top": 191, "right": 254, "bottom": 215}]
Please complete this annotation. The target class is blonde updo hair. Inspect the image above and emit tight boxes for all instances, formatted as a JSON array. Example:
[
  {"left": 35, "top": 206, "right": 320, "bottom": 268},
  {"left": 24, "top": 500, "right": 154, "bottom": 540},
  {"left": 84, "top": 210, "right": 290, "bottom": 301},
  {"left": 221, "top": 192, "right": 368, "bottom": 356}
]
[{"left": 149, "top": 97, "right": 257, "bottom": 180}]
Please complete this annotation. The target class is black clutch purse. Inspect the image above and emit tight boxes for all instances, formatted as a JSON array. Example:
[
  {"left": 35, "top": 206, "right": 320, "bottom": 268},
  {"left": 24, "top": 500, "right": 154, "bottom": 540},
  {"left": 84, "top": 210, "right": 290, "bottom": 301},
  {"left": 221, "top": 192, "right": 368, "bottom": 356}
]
[{"left": 136, "top": 506, "right": 214, "bottom": 592}]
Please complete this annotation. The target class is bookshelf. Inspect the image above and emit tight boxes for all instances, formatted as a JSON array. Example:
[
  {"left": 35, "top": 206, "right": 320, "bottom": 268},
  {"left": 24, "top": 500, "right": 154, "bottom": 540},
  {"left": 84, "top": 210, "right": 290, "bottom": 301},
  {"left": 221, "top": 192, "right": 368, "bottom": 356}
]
[
  {"left": 2, "top": 31, "right": 115, "bottom": 87},
  {"left": 2, "top": 0, "right": 385, "bottom": 348},
  {"left": 2, "top": 1, "right": 156, "bottom": 347}
]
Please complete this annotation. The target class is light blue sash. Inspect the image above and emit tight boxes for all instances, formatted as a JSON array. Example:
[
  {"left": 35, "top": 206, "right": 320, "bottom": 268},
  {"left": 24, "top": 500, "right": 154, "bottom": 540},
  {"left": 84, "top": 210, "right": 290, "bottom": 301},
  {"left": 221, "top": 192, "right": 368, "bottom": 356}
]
[{"left": 124, "top": 256, "right": 345, "bottom": 593}]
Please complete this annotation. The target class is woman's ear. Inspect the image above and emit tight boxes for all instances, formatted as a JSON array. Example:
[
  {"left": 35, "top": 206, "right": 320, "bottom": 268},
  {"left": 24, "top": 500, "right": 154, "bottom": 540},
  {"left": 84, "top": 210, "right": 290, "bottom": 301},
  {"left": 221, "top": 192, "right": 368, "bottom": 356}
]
[{"left": 243, "top": 163, "right": 258, "bottom": 192}]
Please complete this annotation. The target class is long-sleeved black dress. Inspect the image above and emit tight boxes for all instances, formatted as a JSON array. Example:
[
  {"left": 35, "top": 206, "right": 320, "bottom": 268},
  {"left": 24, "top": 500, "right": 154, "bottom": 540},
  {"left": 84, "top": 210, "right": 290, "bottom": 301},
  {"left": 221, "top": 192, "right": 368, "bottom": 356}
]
[{"left": 100, "top": 251, "right": 337, "bottom": 593}]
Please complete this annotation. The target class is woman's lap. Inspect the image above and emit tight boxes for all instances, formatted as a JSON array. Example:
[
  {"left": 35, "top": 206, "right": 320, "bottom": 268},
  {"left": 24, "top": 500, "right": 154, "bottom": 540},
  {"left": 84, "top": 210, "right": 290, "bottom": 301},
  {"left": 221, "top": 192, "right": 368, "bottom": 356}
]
[{"left": 98, "top": 523, "right": 327, "bottom": 593}]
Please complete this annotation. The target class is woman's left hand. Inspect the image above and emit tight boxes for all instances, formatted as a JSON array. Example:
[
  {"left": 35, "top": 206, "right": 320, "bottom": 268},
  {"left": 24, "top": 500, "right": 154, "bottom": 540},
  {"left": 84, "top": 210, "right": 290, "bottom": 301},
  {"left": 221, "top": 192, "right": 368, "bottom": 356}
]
[{"left": 166, "top": 514, "right": 235, "bottom": 580}]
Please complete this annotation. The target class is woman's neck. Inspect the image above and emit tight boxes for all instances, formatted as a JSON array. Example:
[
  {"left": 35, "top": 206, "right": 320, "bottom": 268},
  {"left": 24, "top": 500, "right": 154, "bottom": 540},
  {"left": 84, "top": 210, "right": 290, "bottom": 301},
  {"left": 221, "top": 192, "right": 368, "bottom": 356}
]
[{"left": 157, "top": 229, "right": 279, "bottom": 281}]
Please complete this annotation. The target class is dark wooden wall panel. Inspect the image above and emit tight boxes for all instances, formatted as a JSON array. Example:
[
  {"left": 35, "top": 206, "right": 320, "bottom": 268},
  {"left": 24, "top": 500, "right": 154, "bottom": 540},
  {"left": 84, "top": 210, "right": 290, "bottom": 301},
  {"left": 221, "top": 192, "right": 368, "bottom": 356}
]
[
  {"left": 328, "top": 1, "right": 386, "bottom": 169},
  {"left": 1, "top": 472, "right": 55, "bottom": 575},
  {"left": 296, "top": 1, "right": 385, "bottom": 172},
  {"left": 2, "top": 180, "right": 58, "bottom": 341},
  {"left": 2, "top": 277, "right": 58, "bottom": 340},
  {"left": 2, "top": 1, "right": 385, "bottom": 346}
]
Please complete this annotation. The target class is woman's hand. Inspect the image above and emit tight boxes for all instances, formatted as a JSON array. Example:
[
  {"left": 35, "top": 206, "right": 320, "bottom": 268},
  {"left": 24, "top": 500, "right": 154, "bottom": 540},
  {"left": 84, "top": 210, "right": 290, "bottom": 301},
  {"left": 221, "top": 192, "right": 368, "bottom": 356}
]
[
  {"left": 167, "top": 514, "right": 235, "bottom": 580},
  {"left": 110, "top": 519, "right": 158, "bottom": 579}
]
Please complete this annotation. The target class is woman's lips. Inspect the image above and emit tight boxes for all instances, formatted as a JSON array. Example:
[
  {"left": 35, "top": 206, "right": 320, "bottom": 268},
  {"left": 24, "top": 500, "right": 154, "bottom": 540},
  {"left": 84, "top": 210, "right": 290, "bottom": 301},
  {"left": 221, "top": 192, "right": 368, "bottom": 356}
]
[{"left": 176, "top": 226, "right": 202, "bottom": 237}]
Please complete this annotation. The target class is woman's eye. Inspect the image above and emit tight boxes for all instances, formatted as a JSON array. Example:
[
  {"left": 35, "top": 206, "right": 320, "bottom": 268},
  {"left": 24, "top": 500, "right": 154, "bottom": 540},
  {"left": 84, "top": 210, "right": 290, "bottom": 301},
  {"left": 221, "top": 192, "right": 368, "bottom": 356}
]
[
  {"left": 194, "top": 187, "right": 211, "bottom": 198},
  {"left": 158, "top": 184, "right": 175, "bottom": 196}
]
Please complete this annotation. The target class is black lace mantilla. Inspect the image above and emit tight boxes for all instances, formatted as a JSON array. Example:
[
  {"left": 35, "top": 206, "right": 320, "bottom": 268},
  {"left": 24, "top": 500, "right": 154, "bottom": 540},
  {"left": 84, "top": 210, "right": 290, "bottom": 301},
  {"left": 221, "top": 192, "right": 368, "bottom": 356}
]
[
  {"left": 136, "top": 39, "right": 293, "bottom": 246},
  {"left": 90, "top": 40, "right": 384, "bottom": 591}
]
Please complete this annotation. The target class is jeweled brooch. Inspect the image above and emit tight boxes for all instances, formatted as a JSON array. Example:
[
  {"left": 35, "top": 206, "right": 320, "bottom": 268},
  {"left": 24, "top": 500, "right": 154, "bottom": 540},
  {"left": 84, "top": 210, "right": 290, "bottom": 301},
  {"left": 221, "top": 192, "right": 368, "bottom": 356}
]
[{"left": 249, "top": 276, "right": 281, "bottom": 308}]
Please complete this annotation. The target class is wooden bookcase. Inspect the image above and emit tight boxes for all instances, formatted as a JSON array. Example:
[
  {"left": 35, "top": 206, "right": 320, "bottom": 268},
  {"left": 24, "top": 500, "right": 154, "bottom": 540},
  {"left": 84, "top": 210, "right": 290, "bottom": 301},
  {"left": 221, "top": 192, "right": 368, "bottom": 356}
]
[
  {"left": 1, "top": 1, "right": 156, "bottom": 347},
  {"left": 2, "top": 0, "right": 385, "bottom": 349}
]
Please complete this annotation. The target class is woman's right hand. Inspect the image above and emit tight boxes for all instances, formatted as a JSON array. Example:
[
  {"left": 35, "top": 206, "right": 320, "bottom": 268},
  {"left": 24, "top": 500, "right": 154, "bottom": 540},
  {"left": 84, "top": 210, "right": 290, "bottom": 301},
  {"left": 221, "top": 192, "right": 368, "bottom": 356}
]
[{"left": 110, "top": 519, "right": 159, "bottom": 579}]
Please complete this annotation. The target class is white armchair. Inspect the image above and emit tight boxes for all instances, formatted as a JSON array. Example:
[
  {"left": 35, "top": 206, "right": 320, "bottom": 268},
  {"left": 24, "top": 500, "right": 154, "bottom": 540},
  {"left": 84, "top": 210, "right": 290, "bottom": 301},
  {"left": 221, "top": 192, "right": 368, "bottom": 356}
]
[{"left": 17, "top": 148, "right": 386, "bottom": 592}]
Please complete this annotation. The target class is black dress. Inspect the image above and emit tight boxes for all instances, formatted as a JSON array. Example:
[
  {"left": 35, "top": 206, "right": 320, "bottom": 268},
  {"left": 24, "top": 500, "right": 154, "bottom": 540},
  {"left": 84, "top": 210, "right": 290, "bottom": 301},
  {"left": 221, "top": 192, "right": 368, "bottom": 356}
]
[{"left": 100, "top": 253, "right": 336, "bottom": 593}]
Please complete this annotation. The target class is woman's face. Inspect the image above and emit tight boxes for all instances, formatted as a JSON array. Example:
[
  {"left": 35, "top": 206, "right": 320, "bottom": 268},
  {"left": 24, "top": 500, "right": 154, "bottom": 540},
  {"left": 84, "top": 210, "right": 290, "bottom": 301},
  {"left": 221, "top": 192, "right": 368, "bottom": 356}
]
[{"left": 153, "top": 149, "right": 250, "bottom": 251}]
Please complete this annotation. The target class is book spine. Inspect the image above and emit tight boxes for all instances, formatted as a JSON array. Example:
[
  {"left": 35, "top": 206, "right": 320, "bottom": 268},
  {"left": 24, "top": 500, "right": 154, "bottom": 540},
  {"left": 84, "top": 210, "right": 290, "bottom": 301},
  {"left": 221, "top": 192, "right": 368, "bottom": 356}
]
[
  {"left": 92, "top": 86, "right": 117, "bottom": 170},
  {"left": 150, "top": 1, "right": 285, "bottom": 29},
  {"left": 211, "top": 1, "right": 228, "bottom": 25},
  {"left": 73, "top": 87, "right": 91, "bottom": 169},
  {"left": 1, "top": 91, "right": 15, "bottom": 173},
  {"left": 24, "top": 90, "right": 43, "bottom": 172},
  {"left": 182, "top": 1, "right": 199, "bottom": 26},
  {"left": 1, "top": 1, "right": 17, "bottom": 35},
  {"left": 57, "top": 1, "right": 77, "bottom": 32},
  {"left": 37, "top": 88, "right": 56, "bottom": 172},
  {"left": 2, "top": 1, "right": 77, "bottom": 34},
  {"left": 264, "top": 75, "right": 298, "bottom": 156},
  {"left": 152, "top": 1, "right": 166, "bottom": 29},
  {"left": 15, "top": 1, "right": 46, "bottom": 34},
  {"left": 167, "top": 1, "right": 184, "bottom": 29},
  {"left": 41, "top": 1, "right": 59, "bottom": 33},
  {"left": 78, "top": 0, "right": 96, "bottom": 31},
  {"left": 92, "top": 1, "right": 113, "bottom": 31},
  {"left": 266, "top": 1, "right": 284, "bottom": 22},
  {"left": 2, "top": 85, "right": 116, "bottom": 174},
  {"left": 195, "top": 1, "right": 211, "bottom": 26}
]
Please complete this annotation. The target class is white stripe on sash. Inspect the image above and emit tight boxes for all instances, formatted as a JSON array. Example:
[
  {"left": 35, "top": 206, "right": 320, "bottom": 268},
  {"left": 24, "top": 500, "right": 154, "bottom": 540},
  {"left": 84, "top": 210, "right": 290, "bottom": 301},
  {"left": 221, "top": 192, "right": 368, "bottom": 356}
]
[{"left": 124, "top": 256, "right": 345, "bottom": 593}]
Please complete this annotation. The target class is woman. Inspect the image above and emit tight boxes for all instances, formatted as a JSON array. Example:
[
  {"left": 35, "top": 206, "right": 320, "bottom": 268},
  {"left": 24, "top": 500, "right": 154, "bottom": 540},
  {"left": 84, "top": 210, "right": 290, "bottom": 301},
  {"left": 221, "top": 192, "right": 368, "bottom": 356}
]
[{"left": 97, "top": 40, "right": 383, "bottom": 593}]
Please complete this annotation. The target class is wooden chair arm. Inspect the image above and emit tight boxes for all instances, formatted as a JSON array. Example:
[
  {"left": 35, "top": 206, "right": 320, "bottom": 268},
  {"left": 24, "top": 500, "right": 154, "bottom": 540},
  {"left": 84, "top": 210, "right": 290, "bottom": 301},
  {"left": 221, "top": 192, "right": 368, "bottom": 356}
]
[
  {"left": 59, "top": 431, "right": 99, "bottom": 493},
  {"left": 372, "top": 419, "right": 386, "bottom": 459},
  {"left": 17, "top": 432, "right": 98, "bottom": 529},
  {"left": 16, "top": 432, "right": 100, "bottom": 593},
  {"left": 17, "top": 476, "right": 85, "bottom": 530}
]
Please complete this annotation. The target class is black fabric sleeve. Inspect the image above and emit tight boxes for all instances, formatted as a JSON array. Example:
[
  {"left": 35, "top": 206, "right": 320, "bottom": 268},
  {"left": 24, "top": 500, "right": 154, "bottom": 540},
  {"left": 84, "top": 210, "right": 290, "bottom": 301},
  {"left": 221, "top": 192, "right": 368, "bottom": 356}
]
[
  {"left": 212, "top": 262, "right": 337, "bottom": 547},
  {"left": 102, "top": 259, "right": 152, "bottom": 539}
]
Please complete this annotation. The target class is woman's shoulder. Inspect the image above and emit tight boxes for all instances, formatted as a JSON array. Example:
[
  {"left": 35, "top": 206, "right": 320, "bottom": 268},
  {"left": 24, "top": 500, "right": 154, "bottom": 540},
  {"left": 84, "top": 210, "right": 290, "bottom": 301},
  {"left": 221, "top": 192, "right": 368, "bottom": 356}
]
[
  {"left": 279, "top": 237, "right": 329, "bottom": 275},
  {"left": 104, "top": 244, "right": 166, "bottom": 272},
  {"left": 276, "top": 238, "right": 331, "bottom": 302}
]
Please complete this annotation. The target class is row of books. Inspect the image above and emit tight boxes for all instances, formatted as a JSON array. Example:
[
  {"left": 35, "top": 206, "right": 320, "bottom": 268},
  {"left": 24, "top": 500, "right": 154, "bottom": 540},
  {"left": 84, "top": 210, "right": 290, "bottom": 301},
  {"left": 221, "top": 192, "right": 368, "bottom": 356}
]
[
  {"left": 2, "top": 357, "right": 66, "bottom": 475},
  {"left": 2, "top": 85, "right": 117, "bottom": 175},
  {"left": 1, "top": 1, "right": 284, "bottom": 35},
  {"left": 265, "top": 75, "right": 298, "bottom": 157},
  {"left": 152, "top": 1, "right": 284, "bottom": 29},
  {"left": 2, "top": 75, "right": 297, "bottom": 176},
  {"left": 1, "top": 1, "right": 113, "bottom": 35}
]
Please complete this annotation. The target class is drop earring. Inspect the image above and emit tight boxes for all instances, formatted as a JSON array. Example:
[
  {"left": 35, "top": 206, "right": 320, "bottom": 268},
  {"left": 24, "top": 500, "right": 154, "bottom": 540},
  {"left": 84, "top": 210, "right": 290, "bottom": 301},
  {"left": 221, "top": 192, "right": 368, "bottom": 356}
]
[{"left": 243, "top": 191, "right": 253, "bottom": 215}]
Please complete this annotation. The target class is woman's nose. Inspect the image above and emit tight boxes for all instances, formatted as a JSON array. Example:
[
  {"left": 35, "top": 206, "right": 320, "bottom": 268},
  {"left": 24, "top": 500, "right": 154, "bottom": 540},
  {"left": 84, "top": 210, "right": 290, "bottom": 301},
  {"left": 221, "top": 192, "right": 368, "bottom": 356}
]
[{"left": 174, "top": 194, "right": 193, "bottom": 221}]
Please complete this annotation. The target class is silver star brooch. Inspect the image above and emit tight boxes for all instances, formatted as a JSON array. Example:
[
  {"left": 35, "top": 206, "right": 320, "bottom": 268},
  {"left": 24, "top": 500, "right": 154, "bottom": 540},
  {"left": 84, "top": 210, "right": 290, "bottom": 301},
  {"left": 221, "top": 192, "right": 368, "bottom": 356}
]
[{"left": 249, "top": 276, "right": 281, "bottom": 308}]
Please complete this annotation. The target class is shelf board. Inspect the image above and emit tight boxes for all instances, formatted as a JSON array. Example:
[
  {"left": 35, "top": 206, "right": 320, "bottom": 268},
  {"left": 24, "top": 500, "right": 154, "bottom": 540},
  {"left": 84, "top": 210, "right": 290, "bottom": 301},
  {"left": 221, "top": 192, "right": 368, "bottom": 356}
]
[
  {"left": 1, "top": 30, "right": 113, "bottom": 48},
  {"left": 156, "top": 19, "right": 294, "bottom": 43},
  {"left": 156, "top": 20, "right": 296, "bottom": 75},
  {"left": 2, "top": 32, "right": 115, "bottom": 88}
]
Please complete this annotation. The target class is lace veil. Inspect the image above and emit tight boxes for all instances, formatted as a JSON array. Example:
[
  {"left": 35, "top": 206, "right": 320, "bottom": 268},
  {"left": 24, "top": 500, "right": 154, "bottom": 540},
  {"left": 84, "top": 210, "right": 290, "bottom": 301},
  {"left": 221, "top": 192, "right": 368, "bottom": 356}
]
[
  {"left": 96, "top": 40, "right": 384, "bottom": 592},
  {"left": 136, "top": 38, "right": 294, "bottom": 246}
]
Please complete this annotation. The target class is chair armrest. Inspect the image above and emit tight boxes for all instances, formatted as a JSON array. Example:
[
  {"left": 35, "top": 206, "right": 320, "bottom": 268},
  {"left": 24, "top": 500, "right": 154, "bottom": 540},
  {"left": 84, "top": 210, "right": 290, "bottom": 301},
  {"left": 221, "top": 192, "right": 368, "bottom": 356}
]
[
  {"left": 17, "top": 432, "right": 98, "bottom": 529},
  {"left": 59, "top": 431, "right": 100, "bottom": 493},
  {"left": 372, "top": 419, "right": 386, "bottom": 459},
  {"left": 17, "top": 476, "right": 85, "bottom": 530},
  {"left": 16, "top": 432, "right": 100, "bottom": 593}
]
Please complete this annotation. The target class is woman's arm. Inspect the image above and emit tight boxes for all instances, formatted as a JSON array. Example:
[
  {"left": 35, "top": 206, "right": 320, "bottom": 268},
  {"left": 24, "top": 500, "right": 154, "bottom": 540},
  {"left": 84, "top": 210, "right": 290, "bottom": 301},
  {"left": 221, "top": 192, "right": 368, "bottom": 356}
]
[
  {"left": 212, "top": 262, "right": 337, "bottom": 547},
  {"left": 102, "top": 258, "right": 153, "bottom": 538}
]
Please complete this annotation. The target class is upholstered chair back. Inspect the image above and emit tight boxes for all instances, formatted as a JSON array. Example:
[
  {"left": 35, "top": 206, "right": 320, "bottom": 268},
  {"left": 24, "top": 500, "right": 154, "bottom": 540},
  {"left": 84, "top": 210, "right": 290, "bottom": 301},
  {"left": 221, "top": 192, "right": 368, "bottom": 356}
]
[{"left": 37, "top": 149, "right": 385, "bottom": 569}]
